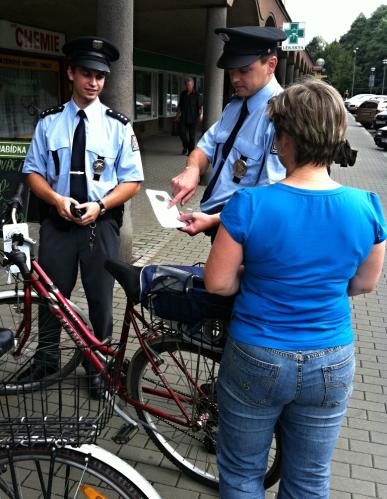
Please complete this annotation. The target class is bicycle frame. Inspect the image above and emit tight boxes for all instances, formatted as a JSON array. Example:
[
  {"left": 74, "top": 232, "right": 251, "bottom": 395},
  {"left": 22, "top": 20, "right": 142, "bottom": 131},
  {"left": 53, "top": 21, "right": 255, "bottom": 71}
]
[{"left": 7, "top": 252, "right": 207, "bottom": 429}]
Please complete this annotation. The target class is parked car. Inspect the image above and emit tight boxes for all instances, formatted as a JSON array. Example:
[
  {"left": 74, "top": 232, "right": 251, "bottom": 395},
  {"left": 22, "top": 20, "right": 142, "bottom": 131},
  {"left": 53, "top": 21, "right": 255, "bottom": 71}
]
[
  {"left": 374, "top": 125, "right": 387, "bottom": 150},
  {"left": 355, "top": 98, "right": 387, "bottom": 127},
  {"left": 136, "top": 94, "right": 152, "bottom": 115},
  {"left": 373, "top": 110, "right": 387, "bottom": 129},
  {"left": 345, "top": 94, "right": 374, "bottom": 113}
]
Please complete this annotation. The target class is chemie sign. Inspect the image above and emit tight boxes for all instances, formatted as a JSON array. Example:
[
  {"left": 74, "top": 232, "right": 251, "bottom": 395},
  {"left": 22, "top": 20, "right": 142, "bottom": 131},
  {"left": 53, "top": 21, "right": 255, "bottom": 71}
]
[
  {"left": 0, "top": 20, "right": 65, "bottom": 56},
  {"left": 282, "top": 22, "right": 306, "bottom": 51}
]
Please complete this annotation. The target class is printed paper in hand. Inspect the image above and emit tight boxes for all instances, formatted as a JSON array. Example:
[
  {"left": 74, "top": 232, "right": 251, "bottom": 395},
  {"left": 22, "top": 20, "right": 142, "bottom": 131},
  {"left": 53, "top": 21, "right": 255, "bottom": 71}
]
[{"left": 145, "top": 189, "right": 186, "bottom": 228}]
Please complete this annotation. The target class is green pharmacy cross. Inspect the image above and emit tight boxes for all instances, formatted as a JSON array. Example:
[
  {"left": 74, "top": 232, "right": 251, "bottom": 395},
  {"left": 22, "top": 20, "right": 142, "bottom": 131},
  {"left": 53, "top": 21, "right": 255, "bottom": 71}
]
[{"left": 285, "top": 23, "right": 305, "bottom": 44}]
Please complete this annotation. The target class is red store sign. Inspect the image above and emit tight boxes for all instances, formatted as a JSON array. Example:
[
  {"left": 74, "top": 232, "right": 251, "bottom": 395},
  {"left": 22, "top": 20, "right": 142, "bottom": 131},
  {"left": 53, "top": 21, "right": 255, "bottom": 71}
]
[{"left": 0, "top": 20, "right": 65, "bottom": 56}]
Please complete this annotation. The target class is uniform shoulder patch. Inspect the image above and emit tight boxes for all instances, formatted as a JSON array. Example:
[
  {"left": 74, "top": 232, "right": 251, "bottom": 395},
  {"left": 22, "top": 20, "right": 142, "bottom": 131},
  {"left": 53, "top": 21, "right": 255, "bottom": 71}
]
[
  {"left": 270, "top": 137, "right": 278, "bottom": 155},
  {"left": 106, "top": 109, "right": 130, "bottom": 125},
  {"left": 131, "top": 134, "right": 139, "bottom": 152},
  {"left": 39, "top": 105, "right": 65, "bottom": 119}
]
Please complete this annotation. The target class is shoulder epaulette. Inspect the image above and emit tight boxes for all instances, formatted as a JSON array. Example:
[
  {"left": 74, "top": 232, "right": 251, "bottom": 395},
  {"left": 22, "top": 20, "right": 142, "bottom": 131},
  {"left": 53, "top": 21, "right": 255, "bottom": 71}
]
[
  {"left": 106, "top": 108, "right": 130, "bottom": 125},
  {"left": 39, "top": 105, "right": 65, "bottom": 119}
]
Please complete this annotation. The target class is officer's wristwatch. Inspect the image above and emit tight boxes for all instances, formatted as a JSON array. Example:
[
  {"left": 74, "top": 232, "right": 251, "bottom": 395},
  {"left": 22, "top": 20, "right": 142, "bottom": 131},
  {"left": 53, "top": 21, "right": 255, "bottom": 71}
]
[{"left": 96, "top": 199, "right": 107, "bottom": 216}]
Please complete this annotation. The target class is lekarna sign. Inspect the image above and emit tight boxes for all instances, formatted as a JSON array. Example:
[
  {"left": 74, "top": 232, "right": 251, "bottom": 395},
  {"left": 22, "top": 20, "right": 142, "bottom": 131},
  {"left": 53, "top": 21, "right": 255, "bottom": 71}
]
[{"left": 282, "top": 22, "right": 306, "bottom": 51}]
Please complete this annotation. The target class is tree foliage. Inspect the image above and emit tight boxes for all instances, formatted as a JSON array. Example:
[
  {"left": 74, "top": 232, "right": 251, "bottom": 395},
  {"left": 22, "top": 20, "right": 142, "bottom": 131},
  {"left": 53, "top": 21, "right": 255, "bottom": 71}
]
[{"left": 306, "top": 5, "right": 387, "bottom": 95}]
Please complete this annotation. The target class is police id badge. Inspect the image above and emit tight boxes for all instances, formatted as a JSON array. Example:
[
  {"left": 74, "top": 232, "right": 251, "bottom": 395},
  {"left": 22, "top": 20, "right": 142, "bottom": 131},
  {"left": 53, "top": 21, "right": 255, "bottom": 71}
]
[
  {"left": 93, "top": 157, "right": 105, "bottom": 181},
  {"left": 232, "top": 158, "right": 247, "bottom": 184}
]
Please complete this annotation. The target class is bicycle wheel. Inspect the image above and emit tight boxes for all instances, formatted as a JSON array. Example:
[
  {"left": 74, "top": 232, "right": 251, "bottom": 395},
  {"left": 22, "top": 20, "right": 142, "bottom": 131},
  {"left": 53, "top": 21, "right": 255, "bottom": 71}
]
[
  {"left": 0, "top": 445, "right": 158, "bottom": 498},
  {"left": 0, "top": 291, "right": 83, "bottom": 393},
  {"left": 129, "top": 335, "right": 281, "bottom": 490}
]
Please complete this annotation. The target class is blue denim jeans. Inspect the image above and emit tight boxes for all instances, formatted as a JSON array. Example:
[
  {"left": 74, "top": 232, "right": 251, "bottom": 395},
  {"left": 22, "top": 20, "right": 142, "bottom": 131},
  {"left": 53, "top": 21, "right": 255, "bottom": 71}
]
[{"left": 217, "top": 339, "right": 355, "bottom": 499}]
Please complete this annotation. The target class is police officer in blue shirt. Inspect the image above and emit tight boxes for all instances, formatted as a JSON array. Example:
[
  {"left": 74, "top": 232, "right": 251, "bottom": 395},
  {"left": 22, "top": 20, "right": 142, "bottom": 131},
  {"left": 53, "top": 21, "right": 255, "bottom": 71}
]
[
  {"left": 21, "top": 36, "right": 144, "bottom": 397},
  {"left": 169, "top": 26, "right": 287, "bottom": 238}
]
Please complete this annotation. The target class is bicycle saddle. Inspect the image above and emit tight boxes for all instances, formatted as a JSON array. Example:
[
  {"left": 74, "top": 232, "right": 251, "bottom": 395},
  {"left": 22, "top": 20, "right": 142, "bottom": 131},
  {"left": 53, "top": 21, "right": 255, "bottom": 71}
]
[{"left": 104, "top": 259, "right": 141, "bottom": 303}]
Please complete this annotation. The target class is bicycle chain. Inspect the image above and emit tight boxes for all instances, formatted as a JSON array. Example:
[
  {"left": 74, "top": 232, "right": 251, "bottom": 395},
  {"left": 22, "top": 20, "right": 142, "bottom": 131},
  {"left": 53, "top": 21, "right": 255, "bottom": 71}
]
[{"left": 141, "top": 376, "right": 218, "bottom": 445}]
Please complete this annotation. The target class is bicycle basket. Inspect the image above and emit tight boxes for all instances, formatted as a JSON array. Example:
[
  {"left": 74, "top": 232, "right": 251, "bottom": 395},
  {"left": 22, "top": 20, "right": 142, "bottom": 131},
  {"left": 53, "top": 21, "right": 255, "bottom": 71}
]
[
  {"left": 140, "top": 264, "right": 234, "bottom": 323},
  {"left": 0, "top": 347, "right": 117, "bottom": 448}
]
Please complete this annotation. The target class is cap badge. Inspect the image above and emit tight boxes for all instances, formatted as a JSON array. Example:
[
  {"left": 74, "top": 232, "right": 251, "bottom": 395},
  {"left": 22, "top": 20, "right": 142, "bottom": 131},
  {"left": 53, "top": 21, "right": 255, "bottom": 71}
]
[
  {"left": 92, "top": 40, "right": 103, "bottom": 50},
  {"left": 218, "top": 33, "right": 230, "bottom": 42}
]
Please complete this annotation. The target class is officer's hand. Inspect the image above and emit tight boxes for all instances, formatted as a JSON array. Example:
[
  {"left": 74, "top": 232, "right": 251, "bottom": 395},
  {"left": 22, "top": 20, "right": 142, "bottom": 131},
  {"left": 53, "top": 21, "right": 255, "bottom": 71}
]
[
  {"left": 169, "top": 166, "right": 200, "bottom": 208},
  {"left": 55, "top": 196, "right": 79, "bottom": 221},
  {"left": 75, "top": 201, "right": 100, "bottom": 226},
  {"left": 177, "top": 211, "right": 219, "bottom": 236}
]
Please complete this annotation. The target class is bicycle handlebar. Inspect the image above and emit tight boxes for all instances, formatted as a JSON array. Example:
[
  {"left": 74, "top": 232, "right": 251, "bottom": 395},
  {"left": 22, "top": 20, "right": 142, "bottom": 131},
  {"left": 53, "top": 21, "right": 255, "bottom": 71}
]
[
  {"left": 12, "top": 183, "right": 25, "bottom": 210},
  {"left": 0, "top": 182, "right": 25, "bottom": 230}
]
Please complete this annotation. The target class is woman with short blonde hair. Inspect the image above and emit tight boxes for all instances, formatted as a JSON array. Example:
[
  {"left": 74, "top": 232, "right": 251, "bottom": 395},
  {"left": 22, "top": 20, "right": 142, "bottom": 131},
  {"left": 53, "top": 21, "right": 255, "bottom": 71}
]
[{"left": 205, "top": 79, "right": 386, "bottom": 498}]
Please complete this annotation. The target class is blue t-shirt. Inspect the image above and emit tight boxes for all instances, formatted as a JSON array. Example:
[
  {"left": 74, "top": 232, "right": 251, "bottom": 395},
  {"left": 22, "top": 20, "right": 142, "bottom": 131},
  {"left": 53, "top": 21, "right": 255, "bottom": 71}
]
[{"left": 220, "top": 184, "right": 387, "bottom": 350}]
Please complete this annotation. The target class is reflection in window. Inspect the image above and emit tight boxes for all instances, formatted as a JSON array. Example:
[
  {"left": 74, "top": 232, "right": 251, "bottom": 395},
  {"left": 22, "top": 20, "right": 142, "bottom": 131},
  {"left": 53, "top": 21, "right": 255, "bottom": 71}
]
[
  {"left": 166, "top": 74, "right": 179, "bottom": 115},
  {"left": 0, "top": 60, "right": 58, "bottom": 139},
  {"left": 135, "top": 70, "right": 152, "bottom": 120}
]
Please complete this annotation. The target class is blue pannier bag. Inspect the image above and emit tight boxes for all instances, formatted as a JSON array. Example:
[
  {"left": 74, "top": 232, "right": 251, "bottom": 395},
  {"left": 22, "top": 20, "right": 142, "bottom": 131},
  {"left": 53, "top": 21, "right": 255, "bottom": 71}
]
[{"left": 140, "top": 264, "right": 234, "bottom": 323}]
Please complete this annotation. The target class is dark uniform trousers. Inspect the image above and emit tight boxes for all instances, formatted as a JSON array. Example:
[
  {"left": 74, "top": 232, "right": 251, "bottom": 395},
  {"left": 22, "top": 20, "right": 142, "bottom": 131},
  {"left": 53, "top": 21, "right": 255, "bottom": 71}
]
[
  {"left": 36, "top": 216, "right": 119, "bottom": 371},
  {"left": 180, "top": 122, "right": 197, "bottom": 154}
]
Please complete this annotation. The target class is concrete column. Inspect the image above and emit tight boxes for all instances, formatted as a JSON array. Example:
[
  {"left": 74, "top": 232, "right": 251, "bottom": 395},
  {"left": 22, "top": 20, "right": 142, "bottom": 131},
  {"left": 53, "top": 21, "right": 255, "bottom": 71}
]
[
  {"left": 203, "top": 7, "right": 226, "bottom": 132},
  {"left": 97, "top": 0, "right": 133, "bottom": 119},
  {"left": 97, "top": 0, "right": 134, "bottom": 262},
  {"left": 286, "top": 63, "right": 295, "bottom": 86},
  {"left": 276, "top": 57, "right": 287, "bottom": 87},
  {"left": 201, "top": 6, "right": 226, "bottom": 185}
]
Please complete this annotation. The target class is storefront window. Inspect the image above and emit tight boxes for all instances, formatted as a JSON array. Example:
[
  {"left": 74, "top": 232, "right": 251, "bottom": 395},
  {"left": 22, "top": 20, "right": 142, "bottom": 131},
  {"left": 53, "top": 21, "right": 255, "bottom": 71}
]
[
  {"left": 134, "top": 70, "right": 153, "bottom": 120},
  {"left": 165, "top": 74, "right": 179, "bottom": 116},
  {"left": 0, "top": 54, "right": 59, "bottom": 139}
]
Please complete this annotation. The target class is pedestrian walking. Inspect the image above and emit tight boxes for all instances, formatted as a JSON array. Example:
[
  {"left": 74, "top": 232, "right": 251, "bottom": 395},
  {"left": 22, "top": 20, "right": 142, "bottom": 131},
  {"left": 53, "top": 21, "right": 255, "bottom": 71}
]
[{"left": 176, "top": 77, "right": 203, "bottom": 155}]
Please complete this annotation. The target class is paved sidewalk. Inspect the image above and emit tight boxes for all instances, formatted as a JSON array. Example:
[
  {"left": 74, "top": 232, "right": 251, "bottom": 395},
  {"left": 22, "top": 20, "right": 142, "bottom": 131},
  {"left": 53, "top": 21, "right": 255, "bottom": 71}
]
[{"left": 34, "top": 116, "right": 387, "bottom": 498}]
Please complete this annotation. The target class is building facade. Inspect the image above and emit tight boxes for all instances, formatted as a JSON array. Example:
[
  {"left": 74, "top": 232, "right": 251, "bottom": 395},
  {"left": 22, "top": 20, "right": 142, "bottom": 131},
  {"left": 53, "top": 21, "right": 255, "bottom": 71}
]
[{"left": 0, "top": 0, "right": 313, "bottom": 142}]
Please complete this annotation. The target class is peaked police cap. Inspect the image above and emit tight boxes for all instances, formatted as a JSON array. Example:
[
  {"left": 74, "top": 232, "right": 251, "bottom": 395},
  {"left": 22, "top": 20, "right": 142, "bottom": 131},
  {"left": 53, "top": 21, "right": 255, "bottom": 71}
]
[
  {"left": 62, "top": 36, "right": 119, "bottom": 73},
  {"left": 215, "top": 26, "right": 287, "bottom": 69}
]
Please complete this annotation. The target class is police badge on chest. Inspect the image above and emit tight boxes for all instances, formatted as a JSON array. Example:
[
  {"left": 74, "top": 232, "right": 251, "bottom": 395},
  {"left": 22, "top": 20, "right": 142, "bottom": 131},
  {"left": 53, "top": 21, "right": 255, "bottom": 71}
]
[
  {"left": 232, "top": 158, "right": 247, "bottom": 183},
  {"left": 93, "top": 157, "right": 105, "bottom": 181}
]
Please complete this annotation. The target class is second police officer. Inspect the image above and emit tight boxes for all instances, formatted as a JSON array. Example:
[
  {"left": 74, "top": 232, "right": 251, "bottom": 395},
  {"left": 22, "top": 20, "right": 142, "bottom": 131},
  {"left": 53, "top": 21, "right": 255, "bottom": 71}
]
[
  {"left": 22, "top": 36, "right": 144, "bottom": 398},
  {"left": 169, "top": 26, "right": 287, "bottom": 239}
]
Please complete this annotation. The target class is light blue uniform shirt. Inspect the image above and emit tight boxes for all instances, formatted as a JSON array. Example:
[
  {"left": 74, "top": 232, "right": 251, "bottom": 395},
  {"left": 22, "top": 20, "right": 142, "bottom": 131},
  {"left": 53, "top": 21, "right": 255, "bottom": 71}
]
[
  {"left": 23, "top": 97, "right": 144, "bottom": 200},
  {"left": 198, "top": 76, "right": 285, "bottom": 213}
]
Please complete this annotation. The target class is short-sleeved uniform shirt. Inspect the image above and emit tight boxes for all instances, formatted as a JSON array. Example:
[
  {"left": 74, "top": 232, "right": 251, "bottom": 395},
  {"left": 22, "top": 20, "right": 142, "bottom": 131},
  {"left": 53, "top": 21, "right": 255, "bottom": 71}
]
[
  {"left": 23, "top": 97, "right": 144, "bottom": 200},
  {"left": 221, "top": 184, "right": 387, "bottom": 351},
  {"left": 198, "top": 76, "right": 285, "bottom": 214}
]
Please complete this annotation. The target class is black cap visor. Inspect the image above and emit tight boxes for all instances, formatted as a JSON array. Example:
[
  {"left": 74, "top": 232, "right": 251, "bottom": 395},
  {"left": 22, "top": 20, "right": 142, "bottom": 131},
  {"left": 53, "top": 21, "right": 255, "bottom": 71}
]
[
  {"left": 69, "top": 54, "right": 110, "bottom": 73},
  {"left": 217, "top": 51, "right": 269, "bottom": 69}
]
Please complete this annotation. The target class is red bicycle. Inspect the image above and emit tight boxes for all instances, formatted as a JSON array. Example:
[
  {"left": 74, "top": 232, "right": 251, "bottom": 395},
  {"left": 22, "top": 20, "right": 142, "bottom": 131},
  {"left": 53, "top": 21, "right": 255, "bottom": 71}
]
[{"left": 0, "top": 185, "right": 281, "bottom": 490}]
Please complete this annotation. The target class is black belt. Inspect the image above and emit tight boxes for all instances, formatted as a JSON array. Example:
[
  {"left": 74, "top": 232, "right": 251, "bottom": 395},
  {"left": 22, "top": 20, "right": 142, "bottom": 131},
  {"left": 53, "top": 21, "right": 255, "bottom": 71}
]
[{"left": 42, "top": 205, "right": 124, "bottom": 231}]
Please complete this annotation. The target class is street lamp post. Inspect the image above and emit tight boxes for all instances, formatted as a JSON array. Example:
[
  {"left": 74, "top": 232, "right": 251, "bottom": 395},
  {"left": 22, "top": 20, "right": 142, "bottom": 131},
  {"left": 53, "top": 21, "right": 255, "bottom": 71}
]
[
  {"left": 351, "top": 47, "right": 359, "bottom": 97},
  {"left": 369, "top": 67, "right": 376, "bottom": 93},
  {"left": 382, "top": 59, "right": 387, "bottom": 95}
]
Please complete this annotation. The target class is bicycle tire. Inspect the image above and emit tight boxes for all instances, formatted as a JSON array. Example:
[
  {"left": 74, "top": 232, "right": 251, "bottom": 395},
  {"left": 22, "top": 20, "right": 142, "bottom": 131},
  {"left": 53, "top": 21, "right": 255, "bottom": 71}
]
[
  {"left": 0, "top": 445, "right": 158, "bottom": 498},
  {"left": 129, "top": 335, "right": 281, "bottom": 490},
  {"left": 0, "top": 291, "right": 83, "bottom": 393}
]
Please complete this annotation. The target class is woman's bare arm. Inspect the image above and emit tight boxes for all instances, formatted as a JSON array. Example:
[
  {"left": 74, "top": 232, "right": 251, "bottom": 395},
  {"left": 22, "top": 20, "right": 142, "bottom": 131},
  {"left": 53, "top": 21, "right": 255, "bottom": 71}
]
[
  {"left": 204, "top": 224, "right": 243, "bottom": 296},
  {"left": 348, "top": 241, "right": 385, "bottom": 296}
]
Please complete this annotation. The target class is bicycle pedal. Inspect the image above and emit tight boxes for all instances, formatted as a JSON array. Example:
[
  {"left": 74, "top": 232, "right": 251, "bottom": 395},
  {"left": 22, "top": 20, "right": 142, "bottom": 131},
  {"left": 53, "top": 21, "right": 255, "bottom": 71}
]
[{"left": 112, "top": 423, "right": 138, "bottom": 444}]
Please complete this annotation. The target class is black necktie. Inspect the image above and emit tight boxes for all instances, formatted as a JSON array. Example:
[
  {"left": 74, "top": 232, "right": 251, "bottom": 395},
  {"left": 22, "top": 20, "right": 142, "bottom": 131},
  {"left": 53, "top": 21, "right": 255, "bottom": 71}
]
[
  {"left": 70, "top": 109, "right": 87, "bottom": 203},
  {"left": 201, "top": 99, "right": 249, "bottom": 204}
]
